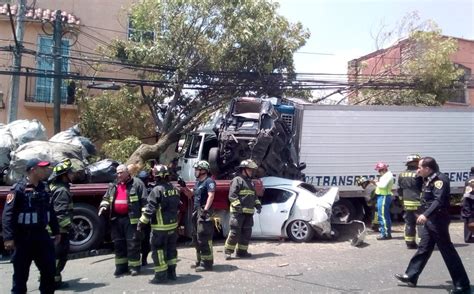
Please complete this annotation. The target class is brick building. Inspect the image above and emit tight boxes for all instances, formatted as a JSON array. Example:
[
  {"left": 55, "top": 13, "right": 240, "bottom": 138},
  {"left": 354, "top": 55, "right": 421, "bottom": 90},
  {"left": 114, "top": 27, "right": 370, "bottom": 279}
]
[{"left": 347, "top": 36, "right": 474, "bottom": 107}]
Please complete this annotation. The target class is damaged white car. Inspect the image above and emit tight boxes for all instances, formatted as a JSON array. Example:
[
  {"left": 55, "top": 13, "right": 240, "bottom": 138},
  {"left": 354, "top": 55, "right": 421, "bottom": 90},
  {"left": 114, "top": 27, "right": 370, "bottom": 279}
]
[{"left": 251, "top": 177, "right": 339, "bottom": 242}]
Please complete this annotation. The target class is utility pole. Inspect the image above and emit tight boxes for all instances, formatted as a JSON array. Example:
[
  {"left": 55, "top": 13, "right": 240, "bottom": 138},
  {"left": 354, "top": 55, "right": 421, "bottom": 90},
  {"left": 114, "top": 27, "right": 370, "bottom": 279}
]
[
  {"left": 7, "top": 0, "right": 26, "bottom": 123},
  {"left": 52, "top": 10, "right": 62, "bottom": 134}
]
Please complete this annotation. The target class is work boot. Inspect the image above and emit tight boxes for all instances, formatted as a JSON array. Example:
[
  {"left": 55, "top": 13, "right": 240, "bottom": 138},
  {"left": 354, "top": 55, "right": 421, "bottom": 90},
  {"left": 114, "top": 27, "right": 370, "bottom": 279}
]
[
  {"left": 114, "top": 266, "right": 129, "bottom": 277},
  {"left": 406, "top": 243, "right": 418, "bottom": 250},
  {"left": 376, "top": 234, "right": 392, "bottom": 240},
  {"left": 195, "top": 262, "right": 213, "bottom": 272},
  {"left": 236, "top": 251, "right": 252, "bottom": 258},
  {"left": 54, "top": 281, "right": 69, "bottom": 290},
  {"left": 167, "top": 265, "right": 177, "bottom": 281},
  {"left": 130, "top": 269, "right": 139, "bottom": 276},
  {"left": 449, "top": 286, "right": 472, "bottom": 294},
  {"left": 395, "top": 273, "right": 417, "bottom": 287},
  {"left": 225, "top": 253, "right": 232, "bottom": 260},
  {"left": 149, "top": 273, "right": 168, "bottom": 284},
  {"left": 190, "top": 260, "right": 200, "bottom": 269}
]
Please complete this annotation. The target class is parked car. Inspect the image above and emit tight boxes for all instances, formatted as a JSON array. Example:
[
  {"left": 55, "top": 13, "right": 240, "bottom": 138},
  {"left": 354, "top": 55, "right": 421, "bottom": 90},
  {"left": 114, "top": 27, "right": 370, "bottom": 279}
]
[{"left": 252, "top": 177, "right": 339, "bottom": 242}]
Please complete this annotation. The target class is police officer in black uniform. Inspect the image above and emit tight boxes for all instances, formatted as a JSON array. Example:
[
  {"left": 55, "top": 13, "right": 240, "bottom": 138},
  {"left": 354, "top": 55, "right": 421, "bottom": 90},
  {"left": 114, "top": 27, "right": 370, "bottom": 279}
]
[
  {"left": 2, "top": 159, "right": 60, "bottom": 294},
  {"left": 180, "top": 160, "right": 215, "bottom": 272},
  {"left": 461, "top": 167, "right": 474, "bottom": 243},
  {"left": 138, "top": 165, "right": 180, "bottom": 284},
  {"left": 49, "top": 158, "right": 74, "bottom": 289},
  {"left": 397, "top": 154, "right": 423, "bottom": 249},
  {"left": 395, "top": 157, "right": 471, "bottom": 294}
]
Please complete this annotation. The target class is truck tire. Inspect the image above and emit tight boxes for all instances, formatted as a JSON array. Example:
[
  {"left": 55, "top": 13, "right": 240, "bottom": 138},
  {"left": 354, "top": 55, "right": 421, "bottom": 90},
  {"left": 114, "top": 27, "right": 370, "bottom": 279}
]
[
  {"left": 332, "top": 199, "right": 358, "bottom": 224},
  {"left": 70, "top": 203, "right": 105, "bottom": 253},
  {"left": 286, "top": 220, "right": 314, "bottom": 242},
  {"left": 208, "top": 147, "right": 221, "bottom": 175}
]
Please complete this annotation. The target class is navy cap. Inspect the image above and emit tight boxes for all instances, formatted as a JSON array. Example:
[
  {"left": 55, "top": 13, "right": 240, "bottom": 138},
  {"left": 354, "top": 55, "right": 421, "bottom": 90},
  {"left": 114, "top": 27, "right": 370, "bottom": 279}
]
[{"left": 26, "top": 159, "right": 50, "bottom": 172}]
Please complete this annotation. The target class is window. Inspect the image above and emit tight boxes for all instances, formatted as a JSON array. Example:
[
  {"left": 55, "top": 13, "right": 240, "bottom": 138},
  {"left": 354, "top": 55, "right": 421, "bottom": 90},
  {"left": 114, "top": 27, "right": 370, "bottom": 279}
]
[
  {"left": 127, "top": 18, "right": 155, "bottom": 43},
  {"left": 185, "top": 135, "right": 203, "bottom": 158},
  {"left": 446, "top": 64, "right": 471, "bottom": 104},
  {"left": 261, "top": 188, "right": 293, "bottom": 205},
  {"left": 34, "top": 36, "right": 70, "bottom": 103}
]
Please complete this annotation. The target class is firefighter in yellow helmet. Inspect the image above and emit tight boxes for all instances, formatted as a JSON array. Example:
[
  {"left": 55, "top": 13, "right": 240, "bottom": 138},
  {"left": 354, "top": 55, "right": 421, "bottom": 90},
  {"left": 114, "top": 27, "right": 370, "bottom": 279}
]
[
  {"left": 48, "top": 158, "right": 75, "bottom": 289},
  {"left": 224, "top": 159, "right": 261, "bottom": 260},
  {"left": 138, "top": 165, "right": 180, "bottom": 284},
  {"left": 397, "top": 154, "right": 423, "bottom": 249}
]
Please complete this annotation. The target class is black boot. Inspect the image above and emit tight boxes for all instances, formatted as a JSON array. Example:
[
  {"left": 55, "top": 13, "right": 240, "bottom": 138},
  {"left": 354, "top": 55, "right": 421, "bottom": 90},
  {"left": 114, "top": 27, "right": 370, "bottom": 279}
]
[
  {"left": 114, "top": 265, "right": 129, "bottom": 277},
  {"left": 149, "top": 272, "right": 168, "bottom": 284},
  {"left": 167, "top": 265, "right": 177, "bottom": 281},
  {"left": 236, "top": 250, "right": 252, "bottom": 258}
]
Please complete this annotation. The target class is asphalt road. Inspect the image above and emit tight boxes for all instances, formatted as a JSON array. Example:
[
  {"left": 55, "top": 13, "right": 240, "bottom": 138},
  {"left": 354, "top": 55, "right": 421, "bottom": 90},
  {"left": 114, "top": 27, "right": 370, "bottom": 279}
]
[{"left": 1, "top": 221, "right": 472, "bottom": 293}]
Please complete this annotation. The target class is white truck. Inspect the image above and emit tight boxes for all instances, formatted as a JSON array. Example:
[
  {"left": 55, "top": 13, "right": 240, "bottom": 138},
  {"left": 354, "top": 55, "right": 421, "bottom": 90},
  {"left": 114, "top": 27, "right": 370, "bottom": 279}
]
[{"left": 178, "top": 97, "right": 474, "bottom": 223}]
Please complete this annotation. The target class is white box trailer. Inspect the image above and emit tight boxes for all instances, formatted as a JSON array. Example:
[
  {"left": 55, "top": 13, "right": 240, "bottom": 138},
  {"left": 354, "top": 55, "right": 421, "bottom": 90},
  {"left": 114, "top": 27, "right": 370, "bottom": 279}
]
[{"left": 290, "top": 102, "right": 474, "bottom": 221}]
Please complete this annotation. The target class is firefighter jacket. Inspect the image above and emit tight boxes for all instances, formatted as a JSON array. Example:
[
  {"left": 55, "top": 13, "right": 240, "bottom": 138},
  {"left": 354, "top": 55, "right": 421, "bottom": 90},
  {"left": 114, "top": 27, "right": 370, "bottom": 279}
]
[
  {"left": 420, "top": 172, "right": 451, "bottom": 218},
  {"left": 49, "top": 180, "right": 74, "bottom": 233},
  {"left": 397, "top": 168, "right": 423, "bottom": 208},
  {"left": 2, "top": 179, "right": 59, "bottom": 241},
  {"left": 100, "top": 177, "right": 147, "bottom": 225},
  {"left": 229, "top": 175, "right": 261, "bottom": 214},
  {"left": 139, "top": 181, "right": 180, "bottom": 231}
]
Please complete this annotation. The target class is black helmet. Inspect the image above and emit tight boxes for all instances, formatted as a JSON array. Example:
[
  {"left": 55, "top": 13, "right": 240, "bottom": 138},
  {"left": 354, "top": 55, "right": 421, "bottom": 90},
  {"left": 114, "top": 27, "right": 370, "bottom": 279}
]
[
  {"left": 48, "top": 158, "right": 72, "bottom": 181},
  {"left": 154, "top": 164, "right": 169, "bottom": 178}
]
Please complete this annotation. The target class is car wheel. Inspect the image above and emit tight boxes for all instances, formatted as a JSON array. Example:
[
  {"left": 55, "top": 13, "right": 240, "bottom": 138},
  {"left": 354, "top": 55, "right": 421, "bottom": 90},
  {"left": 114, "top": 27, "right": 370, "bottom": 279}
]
[
  {"left": 70, "top": 203, "right": 105, "bottom": 253},
  {"left": 331, "top": 199, "right": 357, "bottom": 224},
  {"left": 286, "top": 220, "right": 315, "bottom": 242}
]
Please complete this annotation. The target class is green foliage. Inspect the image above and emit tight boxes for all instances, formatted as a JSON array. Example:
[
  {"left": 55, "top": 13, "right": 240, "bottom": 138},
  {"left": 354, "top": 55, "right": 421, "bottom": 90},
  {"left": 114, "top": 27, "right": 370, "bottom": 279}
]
[
  {"left": 353, "top": 26, "right": 464, "bottom": 106},
  {"left": 101, "top": 136, "right": 143, "bottom": 164},
  {"left": 77, "top": 87, "right": 155, "bottom": 143},
  {"left": 106, "top": 0, "right": 310, "bottom": 163}
]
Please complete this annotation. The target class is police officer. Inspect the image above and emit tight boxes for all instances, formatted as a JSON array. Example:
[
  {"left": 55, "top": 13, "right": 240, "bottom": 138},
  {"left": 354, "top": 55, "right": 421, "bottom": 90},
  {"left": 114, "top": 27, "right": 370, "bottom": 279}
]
[
  {"left": 49, "top": 158, "right": 74, "bottom": 289},
  {"left": 98, "top": 164, "right": 147, "bottom": 276},
  {"left": 395, "top": 157, "right": 471, "bottom": 294},
  {"left": 138, "top": 165, "right": 180, "bottom": 284},
  {"left": 224, "top": 159, "right": 261, "bottom": 260},
  {"left": 180, "top": 160, "right": 215, "bottom": 272},
  {"left": 461, "top": 167, "right": 474, "bottom": 243},
  {"left": 371, "top": 162, "right": 394, "bottom": 240},
  {"left": 397, "top": 154, "right": 423, "bottom": 249},
  {"left": 2, "top": 159, "right": 60, "bottom": 294},
  {"left": 137, "top": 170, "right": 153, "bottom": 265}
]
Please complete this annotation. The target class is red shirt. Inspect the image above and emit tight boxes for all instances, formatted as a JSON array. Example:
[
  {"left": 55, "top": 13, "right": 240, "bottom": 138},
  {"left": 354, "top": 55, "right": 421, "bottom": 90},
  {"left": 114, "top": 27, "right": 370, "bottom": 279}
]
[{"left": 113, "top": 183, "right": 128, "bottom": 215}]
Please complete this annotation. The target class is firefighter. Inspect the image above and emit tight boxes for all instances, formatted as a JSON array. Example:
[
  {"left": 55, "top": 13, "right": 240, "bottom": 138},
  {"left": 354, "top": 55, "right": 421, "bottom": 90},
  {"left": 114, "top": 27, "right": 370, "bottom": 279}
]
[
  {"left": 224, "top": 159, "right": 262, "bottom": 259},
  {"left": 48, "top": 158, "right": 75, "bottom": 289},
  {"left": 371, "top": 162, "right": 394, "bottom": 240},
  {"left": 397, "top": 154, "right": 423, "bottom": 249},
  {"left": 2, "top": 159, "right": 60, "bottom": 294},
  {"left": 461, "top": 167, "right": 474, "bottom": 243},
  {"left": 180, "top": 160, "right": 215, "bottom": 272},
  {"left": 137, "top": 170, "right": 153, "bottom": 266},
  {"left": 138, "top": 165, "right": 180, "bottom": 284},
  {"left": 395, "top": 157, "right": 471, "bottom": 294},
  {"left": 98, "top": 164, "right": 147, "bottom": 277}
]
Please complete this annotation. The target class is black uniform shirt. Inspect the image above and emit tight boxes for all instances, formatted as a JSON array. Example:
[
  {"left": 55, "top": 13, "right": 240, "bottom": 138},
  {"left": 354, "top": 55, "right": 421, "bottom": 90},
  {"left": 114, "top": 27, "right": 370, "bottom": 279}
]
[
  {"left": 193, "top": 177, "right": 216, "bottom": 210},
  {"left": 421, "top": 172, "right": 451, "bottom": 218},
  {"left": 2, "top": 179, "right": 59, "bottom": 241}
]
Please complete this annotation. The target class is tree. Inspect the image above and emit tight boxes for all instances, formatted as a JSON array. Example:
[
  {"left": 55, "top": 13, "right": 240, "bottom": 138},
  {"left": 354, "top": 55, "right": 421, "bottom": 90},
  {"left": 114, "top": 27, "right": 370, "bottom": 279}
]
[
  {"left": 77, "top": 87, "right": 155, "bottom": 144},
  {"left": 106, "top": 0, "right": 309, "bottom": 165},
  {"left": 349, "top": 13, "right": 464, "bottom": 106}
]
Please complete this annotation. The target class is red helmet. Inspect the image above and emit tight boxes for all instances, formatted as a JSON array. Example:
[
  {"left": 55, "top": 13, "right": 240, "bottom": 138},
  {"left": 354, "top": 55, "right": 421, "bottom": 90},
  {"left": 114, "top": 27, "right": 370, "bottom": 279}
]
[{"left": 374, "top": 162, "right": 389, "bottom": 171}]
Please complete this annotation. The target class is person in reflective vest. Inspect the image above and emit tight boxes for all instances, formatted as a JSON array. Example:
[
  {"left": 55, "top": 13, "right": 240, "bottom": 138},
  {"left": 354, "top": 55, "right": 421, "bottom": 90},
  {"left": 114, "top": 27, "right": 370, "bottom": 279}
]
[
  {"left": 98, "top": 164, "right": 147, "bottom": 276},
  {"left": 2, "top": 159, "right": 60, "bottom": 294},
  {"left": 180, "top": 160, "right": 216, "bottom": 272},
  {"left": 138, "top": 165, "right": 180, "bottom": 284},
  {"left": 224, "top": 159, "right": 262, "bottom": 259},
  {"left": 397, "top": 154, "right": 423, "bottom": 249},
  {"left": 371, "top": 162, "right": 394, "bottom": 240},
  {"left": 48, "top": 158, "right": 75, "bottom": 289}
]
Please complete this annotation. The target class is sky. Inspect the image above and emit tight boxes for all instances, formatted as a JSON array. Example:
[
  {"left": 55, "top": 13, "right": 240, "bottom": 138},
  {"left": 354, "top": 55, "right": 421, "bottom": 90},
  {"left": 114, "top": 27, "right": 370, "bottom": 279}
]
[{"left": 277, "top": 0, "right": 474, "bottom": 78}]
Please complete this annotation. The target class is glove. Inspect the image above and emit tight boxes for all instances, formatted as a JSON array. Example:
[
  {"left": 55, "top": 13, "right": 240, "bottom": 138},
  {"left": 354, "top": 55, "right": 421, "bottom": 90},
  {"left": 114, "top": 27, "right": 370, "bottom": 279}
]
[
  {"left": 256, "top": 204, "right": 262, "bottom": 214},
  {"left": 177, "top": 177, "right": 186, "bottom": 188},
  {"left": 137, "top": 221, "right": 144, "bottom": 231},
  {"left": 200, "top": 209, "right": 210, "bottom": 221},
  {"left": 98, "top": 207, "right": 107, "bottom": 216}
]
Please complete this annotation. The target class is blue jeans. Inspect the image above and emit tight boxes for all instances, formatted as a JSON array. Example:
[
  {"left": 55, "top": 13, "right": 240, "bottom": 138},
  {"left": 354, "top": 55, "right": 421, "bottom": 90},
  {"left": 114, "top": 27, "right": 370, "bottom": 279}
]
[{"left": 377, "top": 195, "right": 392, "bottom": 236}]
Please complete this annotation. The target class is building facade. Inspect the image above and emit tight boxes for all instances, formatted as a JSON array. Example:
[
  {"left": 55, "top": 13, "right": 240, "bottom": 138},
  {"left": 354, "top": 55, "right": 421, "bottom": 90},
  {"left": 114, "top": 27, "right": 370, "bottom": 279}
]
[
  {"left": 347, "top": 36, "right": 474, "bottom": 107},
  {"left": 0, "top": 0, "right": 137, "bottom": 136}
]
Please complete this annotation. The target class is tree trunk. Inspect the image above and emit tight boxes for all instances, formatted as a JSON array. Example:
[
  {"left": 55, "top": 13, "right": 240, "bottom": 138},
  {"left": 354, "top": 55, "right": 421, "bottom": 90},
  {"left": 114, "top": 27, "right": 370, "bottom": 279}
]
[{"left": 126, "top": 132, "right": 179, "bottom": 166}]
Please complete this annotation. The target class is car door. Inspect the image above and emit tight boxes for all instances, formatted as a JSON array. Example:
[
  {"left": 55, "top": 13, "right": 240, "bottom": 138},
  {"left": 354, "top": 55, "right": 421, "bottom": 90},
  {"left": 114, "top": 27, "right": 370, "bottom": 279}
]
[{"left": 254, "top": 187, "right": 297, "bottom": 237}]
